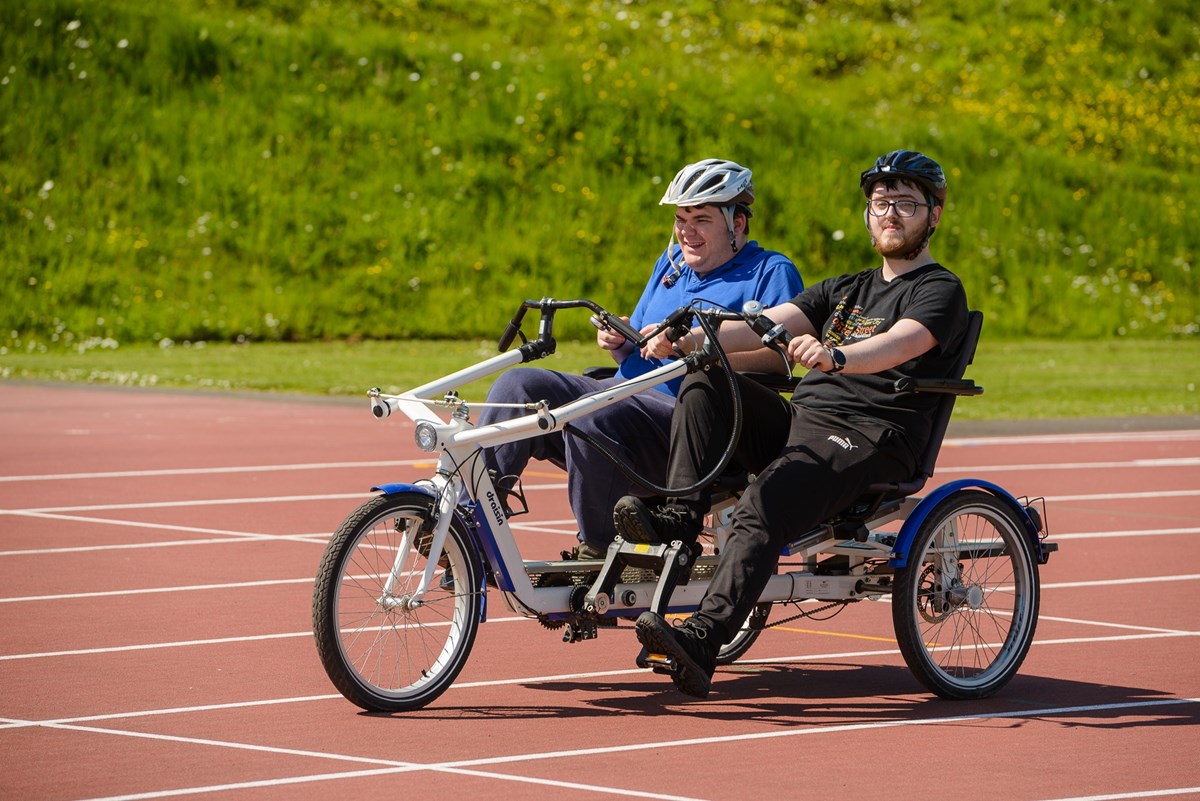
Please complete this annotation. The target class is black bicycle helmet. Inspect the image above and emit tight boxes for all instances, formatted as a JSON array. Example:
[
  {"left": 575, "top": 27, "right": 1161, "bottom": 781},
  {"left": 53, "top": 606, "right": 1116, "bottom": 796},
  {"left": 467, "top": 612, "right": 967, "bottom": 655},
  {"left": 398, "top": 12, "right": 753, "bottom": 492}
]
[{"left": 859, "top": 150, "right": 947, "bottom": 207}]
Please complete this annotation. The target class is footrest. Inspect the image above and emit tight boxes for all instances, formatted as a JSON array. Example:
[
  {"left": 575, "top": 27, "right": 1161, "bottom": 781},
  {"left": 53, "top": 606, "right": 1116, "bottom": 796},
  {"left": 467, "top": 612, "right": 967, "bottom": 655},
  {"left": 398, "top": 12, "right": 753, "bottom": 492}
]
[{"left": 582, "top": 538, "right": 701, "bottom": 620}]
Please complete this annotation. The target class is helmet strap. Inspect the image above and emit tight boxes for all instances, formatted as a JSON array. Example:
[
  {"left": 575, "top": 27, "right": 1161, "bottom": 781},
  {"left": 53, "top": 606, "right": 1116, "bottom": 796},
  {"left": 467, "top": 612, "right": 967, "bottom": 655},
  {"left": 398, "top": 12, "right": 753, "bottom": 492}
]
[
  {"left": 721, "top": 205, "right": 739, "bottom": 254},
  {"left": 662, "top": 229, "right": 685, "bottom": 288}
]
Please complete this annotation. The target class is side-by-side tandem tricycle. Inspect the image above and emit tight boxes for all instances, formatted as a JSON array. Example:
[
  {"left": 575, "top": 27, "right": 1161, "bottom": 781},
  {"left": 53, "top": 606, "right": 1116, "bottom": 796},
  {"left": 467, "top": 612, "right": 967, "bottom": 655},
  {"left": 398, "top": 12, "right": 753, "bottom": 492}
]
[{"left": 312, "top": 297, "right": 1055, "bottom": 712}]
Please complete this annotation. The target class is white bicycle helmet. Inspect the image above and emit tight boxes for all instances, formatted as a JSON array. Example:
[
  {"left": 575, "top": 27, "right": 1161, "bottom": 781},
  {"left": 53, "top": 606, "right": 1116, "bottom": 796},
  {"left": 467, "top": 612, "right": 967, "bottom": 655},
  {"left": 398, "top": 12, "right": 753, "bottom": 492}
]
[
  {"left": 658, "top": 159, "right": 755, "bottom": 286},
  {"left": 659, "top": 158, "right": 755, "bottom": 211}
]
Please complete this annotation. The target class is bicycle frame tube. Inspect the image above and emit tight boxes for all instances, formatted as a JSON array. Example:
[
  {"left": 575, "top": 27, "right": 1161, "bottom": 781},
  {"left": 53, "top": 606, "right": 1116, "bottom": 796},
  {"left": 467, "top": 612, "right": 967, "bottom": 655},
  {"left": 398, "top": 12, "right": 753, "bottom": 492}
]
[
  {"left": 452, "top": 361, "right": 688, "bottom": 452},
  {"left": 375, "top": 350, "right": 689, "bottom": 615}
]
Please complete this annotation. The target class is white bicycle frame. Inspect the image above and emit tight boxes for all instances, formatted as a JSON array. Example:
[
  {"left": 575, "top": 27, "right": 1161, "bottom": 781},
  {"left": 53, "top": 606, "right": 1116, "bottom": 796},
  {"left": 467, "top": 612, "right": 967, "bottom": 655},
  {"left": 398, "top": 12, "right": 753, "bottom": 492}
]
[{"left": 367, "top": 340, "right": 904, "bottom": 625}]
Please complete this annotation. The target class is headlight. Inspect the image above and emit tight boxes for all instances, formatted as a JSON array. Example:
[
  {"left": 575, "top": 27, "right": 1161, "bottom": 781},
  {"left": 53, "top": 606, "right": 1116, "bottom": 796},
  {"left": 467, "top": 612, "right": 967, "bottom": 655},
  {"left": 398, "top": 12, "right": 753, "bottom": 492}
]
[{"left": 413, "top": 422, "right": 439, "bottom": 452}]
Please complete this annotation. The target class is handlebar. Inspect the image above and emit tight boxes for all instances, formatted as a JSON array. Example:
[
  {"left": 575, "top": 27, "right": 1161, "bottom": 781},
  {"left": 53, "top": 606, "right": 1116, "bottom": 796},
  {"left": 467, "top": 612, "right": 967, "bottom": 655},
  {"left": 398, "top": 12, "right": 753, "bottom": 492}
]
[
  {"left": 496, "top": 296, "right": 794, "bottom": 379},
  {"left": 498, "top": 297, "right": 650, "bottom": 358}
]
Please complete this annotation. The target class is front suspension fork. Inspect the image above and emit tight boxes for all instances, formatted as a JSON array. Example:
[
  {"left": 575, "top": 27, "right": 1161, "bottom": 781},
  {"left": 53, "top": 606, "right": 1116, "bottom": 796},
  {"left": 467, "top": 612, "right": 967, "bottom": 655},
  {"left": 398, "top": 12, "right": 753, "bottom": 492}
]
[{"left": 380, "top": 473, "right": 460, "bottom": 609}]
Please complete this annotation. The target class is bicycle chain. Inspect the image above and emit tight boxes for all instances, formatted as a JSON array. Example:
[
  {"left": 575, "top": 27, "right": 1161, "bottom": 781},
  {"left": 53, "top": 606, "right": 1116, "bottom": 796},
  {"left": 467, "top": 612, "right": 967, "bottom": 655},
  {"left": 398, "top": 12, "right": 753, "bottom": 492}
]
[{"left": 761, "top": 599, "right": 857, "bottom": 628}]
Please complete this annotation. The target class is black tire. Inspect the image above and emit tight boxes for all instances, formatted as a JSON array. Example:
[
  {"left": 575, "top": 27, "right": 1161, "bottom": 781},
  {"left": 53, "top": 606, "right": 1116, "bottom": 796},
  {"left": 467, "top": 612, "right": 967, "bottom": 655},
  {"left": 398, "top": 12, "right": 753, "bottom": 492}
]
[
  {"left": 716, "top": 602, "right": 769, "bottom": 665},
  {"left": 892, "top": 490, "right": 1040, "bottom": 700},
  {"left": 312, "top": 492, "right": 483, "bottom": 712}
]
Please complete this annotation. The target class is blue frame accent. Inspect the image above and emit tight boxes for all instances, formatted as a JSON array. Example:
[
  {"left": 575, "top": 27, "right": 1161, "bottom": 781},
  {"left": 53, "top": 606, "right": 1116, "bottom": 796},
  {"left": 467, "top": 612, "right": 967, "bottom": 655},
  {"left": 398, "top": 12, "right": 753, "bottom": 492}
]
[
  {"left": 889, "top": 478, "right": 1045, "bottom": 569},
  {"left": 465, "top": 502, "right": 516, "bottom": 593},
  {"left": 370, "top": 482, "right": 492, "bottom": 623}
]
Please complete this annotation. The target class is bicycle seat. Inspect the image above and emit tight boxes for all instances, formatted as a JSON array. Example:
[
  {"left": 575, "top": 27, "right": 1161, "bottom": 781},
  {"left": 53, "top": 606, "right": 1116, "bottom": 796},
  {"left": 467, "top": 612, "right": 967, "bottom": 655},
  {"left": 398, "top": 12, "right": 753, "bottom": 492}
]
[{"left": 782, "top": 310, "right": 985, "bottom": 551}]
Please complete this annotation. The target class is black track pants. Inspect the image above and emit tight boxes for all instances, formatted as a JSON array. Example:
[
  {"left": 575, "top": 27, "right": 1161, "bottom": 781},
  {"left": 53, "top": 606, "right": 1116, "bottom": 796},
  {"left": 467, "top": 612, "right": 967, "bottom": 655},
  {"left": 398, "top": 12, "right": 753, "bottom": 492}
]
[{"left": 665, "top": 369, "right": 916, "bottom": 645}]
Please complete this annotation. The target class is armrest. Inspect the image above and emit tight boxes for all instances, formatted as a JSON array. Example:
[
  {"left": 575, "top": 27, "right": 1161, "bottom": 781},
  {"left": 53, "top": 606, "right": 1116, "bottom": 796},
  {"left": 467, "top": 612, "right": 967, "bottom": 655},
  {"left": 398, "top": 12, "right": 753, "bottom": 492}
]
[{"left": 893, "top": 377, "right": 983, "bottom": 396}]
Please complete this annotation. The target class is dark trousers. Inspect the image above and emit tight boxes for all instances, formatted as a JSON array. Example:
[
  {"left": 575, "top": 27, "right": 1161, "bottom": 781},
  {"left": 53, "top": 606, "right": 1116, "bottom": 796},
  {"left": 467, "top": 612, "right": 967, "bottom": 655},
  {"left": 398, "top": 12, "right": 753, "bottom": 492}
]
[
  {"left": 666, "top": 369, "right": 917, "bottom": 645},
  {"left": 476, "top": 368, "right": 675, "bottom": 548}
]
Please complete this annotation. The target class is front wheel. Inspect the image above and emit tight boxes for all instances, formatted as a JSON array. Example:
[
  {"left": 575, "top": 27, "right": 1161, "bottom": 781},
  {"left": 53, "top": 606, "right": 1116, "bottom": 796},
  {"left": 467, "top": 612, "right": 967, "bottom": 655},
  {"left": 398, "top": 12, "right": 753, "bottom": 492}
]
[
  {"left": 312, "top": 491, "right": 483, "bottom": 712},
  {"left": 892, "top": 490, "right": 1040, "bottom": 700}
]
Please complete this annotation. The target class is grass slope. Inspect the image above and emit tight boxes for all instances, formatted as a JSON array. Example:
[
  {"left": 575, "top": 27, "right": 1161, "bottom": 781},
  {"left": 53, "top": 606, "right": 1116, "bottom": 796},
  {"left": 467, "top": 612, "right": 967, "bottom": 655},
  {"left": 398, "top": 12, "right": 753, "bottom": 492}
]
[{"left": 2, "top": 0, "right": 1197, "bottom": 350}]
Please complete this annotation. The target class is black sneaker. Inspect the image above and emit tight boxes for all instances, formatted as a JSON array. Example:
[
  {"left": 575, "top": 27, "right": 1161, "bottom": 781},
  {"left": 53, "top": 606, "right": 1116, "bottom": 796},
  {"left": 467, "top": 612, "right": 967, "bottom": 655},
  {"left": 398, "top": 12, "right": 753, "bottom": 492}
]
[
  {"left": 562, "top": 541, "right": 606, "bottom": 561},
  {"left": 635, "top": 612, "right": 718, "bottom": 698},
  {"left": 613, "top": 497, "right": 700, "bottom": 545}
]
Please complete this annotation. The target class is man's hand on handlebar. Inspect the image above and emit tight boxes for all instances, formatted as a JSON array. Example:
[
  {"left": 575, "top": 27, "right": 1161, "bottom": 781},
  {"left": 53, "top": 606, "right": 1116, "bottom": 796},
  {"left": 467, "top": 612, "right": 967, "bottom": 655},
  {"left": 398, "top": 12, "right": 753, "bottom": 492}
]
[
  {"left": 639, "top": 324, "right": 690, "bottom": 361},
  {"left": 596, "top": 315, "right": 634, "bottom": 353},
  {"left": 789, "top": 334, "right": 835, "bottom": 372}
]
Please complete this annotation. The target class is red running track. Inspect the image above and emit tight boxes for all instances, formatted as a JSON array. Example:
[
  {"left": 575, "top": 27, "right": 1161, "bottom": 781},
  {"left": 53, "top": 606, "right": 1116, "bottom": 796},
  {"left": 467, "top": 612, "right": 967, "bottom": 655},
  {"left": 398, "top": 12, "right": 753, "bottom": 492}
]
[{"left": 1, "top": 383, "right": 1198, "bottom": 801}]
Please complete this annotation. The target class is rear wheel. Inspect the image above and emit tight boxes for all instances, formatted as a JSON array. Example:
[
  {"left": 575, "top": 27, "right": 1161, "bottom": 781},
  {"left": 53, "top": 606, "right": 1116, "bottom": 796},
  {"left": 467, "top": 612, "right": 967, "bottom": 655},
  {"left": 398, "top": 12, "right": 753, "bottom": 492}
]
[
  {"left": 716, "top": 603, "right": 769, "bottom": 665},
  {"left": 312, "top": 492, "right": 483, "bottom": 712},
  {"left": 892, "top": 490, "right": 1040, "bottom": 699}
]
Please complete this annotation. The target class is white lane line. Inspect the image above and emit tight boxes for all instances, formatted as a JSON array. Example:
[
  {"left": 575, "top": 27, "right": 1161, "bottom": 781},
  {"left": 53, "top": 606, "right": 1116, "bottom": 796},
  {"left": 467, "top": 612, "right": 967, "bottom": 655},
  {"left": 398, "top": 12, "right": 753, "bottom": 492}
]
[
  {"left": 0, "top": 493, "right": 369, "bottom": 514},
  {"left": 0, "top": 719, "right": 710, "bottom": 801},
  {"left": 0, "top": 535, "right": 331, "bottom": 557},
  {"left": 2, "top": 566, "right": 1196, "bottom": 608},
  {"left": 0, "top": 520, "right": 1190, "bottom": 558},
  {"left": 1045, "top": 490, "right": 1200, "bottom": 503},
  {"left": 1032, "top": 788, "right": 1200, "bottom": 801},
  {"left": 0, "top": 428, "right": 1192, "bottom": 485},
  {"left": 2, "top": 485, "right": 1193, "bottom": 517},
  {"left": 0, "top": 510, "right": 330, "bottom": 551},
  {"left": 14, "top": 697, "right": 1200, "bottom": 801},
  {"left": 1034, "top": 614, "right": 1194, "bottom": 635},
  {"left": 0, "top": 482, "right": 568, "bottom": 515},
  {"left": 6, "top": 636, "right": 1200, "bottom": 729},
  {"left": 71, "top": 762, "right": 708, "bottom": 801},
  {"left": 3, "top": 608, "right": 1198, "bottom": 664},
  {"left": 0, "top": 460, "right": 430, "bottom": 483},
  {"left": 0, "top": 631, "right": 314, "bottom": 661},
  {"left": 0, "top": 517, "right": 1188, "bottom": 559},
  {"left": 436, "top": 699, "right": 1200, "bottom": 768},
  {"left": 1041, "top": 574, "right": 1200, "bottom": 590},
  {"left": 0, "top": 514, "right": 572, "bottom": 557},
  {"left": 1050, "top": 528, "right": 1200, "bottom": 540},
  {"left": 20, "top": 721, "right": 713, "bottom": 801},
  {"left": 0, "top": 577, "right": 319, "bottom": 605},
  {"left": 0, "top": 616, "right": 532, "bottom": 661}
]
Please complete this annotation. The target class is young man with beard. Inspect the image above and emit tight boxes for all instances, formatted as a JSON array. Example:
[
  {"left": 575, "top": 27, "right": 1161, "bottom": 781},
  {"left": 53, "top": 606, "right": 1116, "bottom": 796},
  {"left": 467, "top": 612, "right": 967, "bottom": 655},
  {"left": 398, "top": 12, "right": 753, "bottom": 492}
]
[{"left": 614, "top": 150, "right": 970, "bottom": 699}]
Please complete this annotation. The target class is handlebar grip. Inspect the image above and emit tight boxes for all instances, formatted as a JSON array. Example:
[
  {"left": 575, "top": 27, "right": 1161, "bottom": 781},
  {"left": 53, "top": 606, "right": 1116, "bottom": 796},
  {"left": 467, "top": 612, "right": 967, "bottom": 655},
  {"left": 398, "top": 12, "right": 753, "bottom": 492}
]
[
  {"left": 594, "top": 311, "right": 643, "bottom": 346},
  {"left": 497, "top": 306, "right": 529, "bottom": 352},
  {"left": 763, "top": 322, "right": 793, "bottom": 345},
  {"left": 742, "top": 301, "right": 792, "bottom": 346}
]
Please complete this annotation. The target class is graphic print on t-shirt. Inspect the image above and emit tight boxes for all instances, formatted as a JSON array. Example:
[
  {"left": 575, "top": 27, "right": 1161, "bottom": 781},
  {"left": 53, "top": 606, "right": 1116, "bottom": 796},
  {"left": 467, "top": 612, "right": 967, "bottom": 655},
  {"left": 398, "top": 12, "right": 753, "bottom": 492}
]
[{"left": 825, "top": 296, "right": 885, "bottom": 347}]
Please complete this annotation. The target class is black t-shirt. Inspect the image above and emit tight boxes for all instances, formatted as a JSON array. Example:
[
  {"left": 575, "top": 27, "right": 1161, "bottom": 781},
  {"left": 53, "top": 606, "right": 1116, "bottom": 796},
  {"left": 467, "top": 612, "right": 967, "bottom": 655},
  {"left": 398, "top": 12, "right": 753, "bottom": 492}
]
[{"left": 789, "top": 263, "right": 969, "bottom": 458}]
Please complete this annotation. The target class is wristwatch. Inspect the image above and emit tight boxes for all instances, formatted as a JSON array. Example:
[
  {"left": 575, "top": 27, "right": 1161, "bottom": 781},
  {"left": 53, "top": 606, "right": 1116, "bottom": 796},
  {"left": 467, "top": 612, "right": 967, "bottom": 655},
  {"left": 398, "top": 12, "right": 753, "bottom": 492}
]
[{"left": 826, "top": 346, "right": 846, "bottom": 373}]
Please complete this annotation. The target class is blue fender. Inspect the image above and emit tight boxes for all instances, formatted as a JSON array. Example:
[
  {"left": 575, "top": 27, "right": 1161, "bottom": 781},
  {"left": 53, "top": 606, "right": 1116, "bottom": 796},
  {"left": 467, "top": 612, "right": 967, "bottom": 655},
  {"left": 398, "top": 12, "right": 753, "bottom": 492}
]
[
  {"left": 888, "top": 478, "right": 1045, "bottom": 569},
  {"left": 372, "top": 481, "right": 436, "bottom": 497},
  {"left": 369, "top": 482, "right": 491, "bottom": 622}
]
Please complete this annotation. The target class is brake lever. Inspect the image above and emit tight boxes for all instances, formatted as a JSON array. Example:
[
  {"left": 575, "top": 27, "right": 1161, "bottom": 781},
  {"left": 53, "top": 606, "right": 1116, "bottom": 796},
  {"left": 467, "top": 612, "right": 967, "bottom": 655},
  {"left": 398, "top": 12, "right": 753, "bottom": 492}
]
[{"left": 742, "top": 300, "right": 793, "bottom": 347}]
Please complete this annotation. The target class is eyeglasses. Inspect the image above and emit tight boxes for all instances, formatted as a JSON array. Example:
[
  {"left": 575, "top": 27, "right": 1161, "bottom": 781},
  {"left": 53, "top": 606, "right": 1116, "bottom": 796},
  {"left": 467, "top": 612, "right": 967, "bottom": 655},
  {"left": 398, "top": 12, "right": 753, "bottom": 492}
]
[{"left": 866, "top": 199, "right": 929, "bottom": 218}]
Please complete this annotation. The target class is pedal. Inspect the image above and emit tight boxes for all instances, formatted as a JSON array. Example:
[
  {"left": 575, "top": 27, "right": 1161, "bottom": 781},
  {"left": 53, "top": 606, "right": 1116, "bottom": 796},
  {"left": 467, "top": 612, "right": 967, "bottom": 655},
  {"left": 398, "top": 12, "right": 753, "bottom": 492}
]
[
  {"left": 562, "top": 618, "right": 598, "bottom": 643},
  {"left": 635, "top": 646, "right": 677, "bottom": 674}
]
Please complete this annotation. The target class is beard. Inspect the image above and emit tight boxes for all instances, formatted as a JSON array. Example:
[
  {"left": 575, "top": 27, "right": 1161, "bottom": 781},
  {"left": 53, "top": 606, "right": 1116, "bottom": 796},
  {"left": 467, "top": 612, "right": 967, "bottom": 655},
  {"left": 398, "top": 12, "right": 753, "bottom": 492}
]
[{"left": 872, "top": 221, "right": 931, "bottom": 259}]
